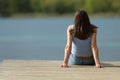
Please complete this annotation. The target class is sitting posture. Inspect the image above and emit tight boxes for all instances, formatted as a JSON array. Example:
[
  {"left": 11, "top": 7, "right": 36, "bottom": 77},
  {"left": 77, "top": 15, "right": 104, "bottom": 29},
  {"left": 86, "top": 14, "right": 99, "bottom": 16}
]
[{"left": 61, "top": 9, "right": 102, "bottom": 68}]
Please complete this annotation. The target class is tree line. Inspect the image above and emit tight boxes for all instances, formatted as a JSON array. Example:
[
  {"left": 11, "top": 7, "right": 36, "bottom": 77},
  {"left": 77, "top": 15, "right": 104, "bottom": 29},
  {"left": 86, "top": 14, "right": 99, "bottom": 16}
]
[{"left": 0, "top": 0, "right": 119, "bottom": 17}]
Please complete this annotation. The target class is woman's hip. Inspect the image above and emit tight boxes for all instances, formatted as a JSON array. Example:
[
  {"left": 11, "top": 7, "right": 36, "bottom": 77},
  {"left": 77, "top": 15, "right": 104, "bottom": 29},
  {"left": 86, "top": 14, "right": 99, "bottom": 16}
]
[{"left": 69, "top": 54, "right": 95, "bottom": 65}]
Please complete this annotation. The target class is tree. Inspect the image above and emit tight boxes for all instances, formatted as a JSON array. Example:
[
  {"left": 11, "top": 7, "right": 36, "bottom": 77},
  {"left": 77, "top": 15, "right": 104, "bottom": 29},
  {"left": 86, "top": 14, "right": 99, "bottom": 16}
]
[
  {"left": 29, "top": 0, "right": 41, "bottom": 12},
  {"left": 112, "top": 0, "right": 120, "bottom": 12},
  {"left": 15, "top": 0, "right": 31, "bottom": 13},
  {"left": 0, "top": 0, "right": 15, "bottom": 17}
]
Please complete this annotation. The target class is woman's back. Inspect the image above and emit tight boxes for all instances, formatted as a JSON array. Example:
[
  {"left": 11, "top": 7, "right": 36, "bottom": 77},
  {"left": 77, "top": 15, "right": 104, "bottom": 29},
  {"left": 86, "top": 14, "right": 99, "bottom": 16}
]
[{"left": 71, "top": 25, "right": 93, "bottom": 57}]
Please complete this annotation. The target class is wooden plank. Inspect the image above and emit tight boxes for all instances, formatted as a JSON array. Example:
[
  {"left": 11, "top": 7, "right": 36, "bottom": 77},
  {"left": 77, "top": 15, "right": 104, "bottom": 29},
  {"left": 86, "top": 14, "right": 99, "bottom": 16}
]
[{"left": 0, "top": 60, "right": 120, "bottom": 80}]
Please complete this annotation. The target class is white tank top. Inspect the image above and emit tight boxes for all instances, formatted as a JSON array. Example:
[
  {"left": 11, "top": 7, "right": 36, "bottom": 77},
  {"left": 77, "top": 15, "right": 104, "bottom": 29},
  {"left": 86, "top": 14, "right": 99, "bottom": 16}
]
[{"left": 71, "top": 25, "right": 93, "bottom": 57}]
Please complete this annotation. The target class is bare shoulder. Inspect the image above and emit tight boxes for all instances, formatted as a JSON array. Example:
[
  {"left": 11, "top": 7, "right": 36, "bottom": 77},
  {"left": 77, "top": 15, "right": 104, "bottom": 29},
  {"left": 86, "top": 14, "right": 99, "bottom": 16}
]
[
  {"left": 91, "top": 24, "right": 98, "bottom": 33},
  {"left": 67, "top": 25, "right": 74, "bottom": 34},
  {"left": 67, "top": 25, "right": 73, "bottom": 30},
  {"left": 93, "top": 28, "right": 97, "bottom": 33},
  {"left": 91, "top": 24, "right": 97, "bottom": 28}
]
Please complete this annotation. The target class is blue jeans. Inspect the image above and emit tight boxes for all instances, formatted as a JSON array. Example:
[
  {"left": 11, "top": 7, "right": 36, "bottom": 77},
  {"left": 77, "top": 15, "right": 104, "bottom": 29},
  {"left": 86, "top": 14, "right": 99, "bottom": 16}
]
[{"left": 69, "top": 54, "right": 95, "bottom": 65}]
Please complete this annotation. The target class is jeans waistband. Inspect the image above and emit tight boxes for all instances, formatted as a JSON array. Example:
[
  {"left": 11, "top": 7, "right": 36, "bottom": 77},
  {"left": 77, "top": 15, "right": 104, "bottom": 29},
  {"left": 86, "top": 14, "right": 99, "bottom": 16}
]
[{"left": 76, "top": 55, "right": 93, "bottom": 59}]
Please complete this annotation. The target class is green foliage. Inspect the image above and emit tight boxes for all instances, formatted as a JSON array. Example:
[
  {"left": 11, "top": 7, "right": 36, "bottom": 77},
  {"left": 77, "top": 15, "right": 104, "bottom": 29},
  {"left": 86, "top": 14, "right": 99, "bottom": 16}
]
[
  {"left": 84, "top": 0, "right": 93, "bottom": 13},
  {"left": 112, "top": 0, "right": 120, "bottom": 12},
  {"left": 55, "top": 0, "right": 75, "bottom": 14},
  {"left": 15, "top": 0, "right": 31, "bottom": 13},
  {"left": 29, "top": 0, "right": 41, "bottom": 12},
  {"left": 0, "top": 0, "right": 15, "bottom": 16},
  {"left": 84, "top": 0, "right": 113, "bottom": 13},
  {"left": 0, "top": 0, "right": 120, "bottom": 16},
  {"left": 40, "top": 0, "right": 59, "bottom": 13}
]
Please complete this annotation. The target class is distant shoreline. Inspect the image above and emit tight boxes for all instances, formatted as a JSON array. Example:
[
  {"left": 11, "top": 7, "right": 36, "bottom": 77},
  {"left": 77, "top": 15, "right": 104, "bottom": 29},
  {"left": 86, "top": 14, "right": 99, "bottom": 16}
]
[{"left": 0, "top": 12, "right": 120, "bottom": 18}]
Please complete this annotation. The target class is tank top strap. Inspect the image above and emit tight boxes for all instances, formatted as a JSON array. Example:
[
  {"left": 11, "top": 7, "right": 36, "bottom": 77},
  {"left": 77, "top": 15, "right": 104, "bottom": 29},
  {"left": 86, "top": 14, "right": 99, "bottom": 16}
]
[
  {"left": 71, "top": 25, "right": 74, "bottom": 29},
  {"left": 70, "top": 25, "right": 74, "bottom": 34}
]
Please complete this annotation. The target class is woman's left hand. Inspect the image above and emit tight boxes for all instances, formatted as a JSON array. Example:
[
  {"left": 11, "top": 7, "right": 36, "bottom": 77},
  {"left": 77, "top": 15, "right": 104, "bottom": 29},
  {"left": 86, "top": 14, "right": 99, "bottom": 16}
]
[
  {"left": 95, "top": 63, "right": 103, "bottom": 68},
  {"left": 61, "top": 63, "right": 69, "bottom": 68}
]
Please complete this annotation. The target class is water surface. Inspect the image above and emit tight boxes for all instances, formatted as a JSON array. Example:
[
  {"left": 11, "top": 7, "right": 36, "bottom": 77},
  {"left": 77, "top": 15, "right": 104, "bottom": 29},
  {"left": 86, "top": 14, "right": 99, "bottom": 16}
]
[{"left": 0, "top": 17, "right": 120, "bottom": 61}]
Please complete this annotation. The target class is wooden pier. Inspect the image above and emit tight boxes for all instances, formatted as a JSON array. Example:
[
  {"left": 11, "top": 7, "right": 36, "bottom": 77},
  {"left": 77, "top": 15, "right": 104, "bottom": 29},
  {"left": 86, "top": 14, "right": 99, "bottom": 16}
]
[{"left": 0, "top": 60, "right": 120, "bottom": 80}]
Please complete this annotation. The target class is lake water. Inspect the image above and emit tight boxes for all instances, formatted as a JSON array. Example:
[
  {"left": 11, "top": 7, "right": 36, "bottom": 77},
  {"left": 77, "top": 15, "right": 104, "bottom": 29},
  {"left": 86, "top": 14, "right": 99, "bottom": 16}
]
[{"left": 0, "top": 17, "right": 120, "bottom": 61}]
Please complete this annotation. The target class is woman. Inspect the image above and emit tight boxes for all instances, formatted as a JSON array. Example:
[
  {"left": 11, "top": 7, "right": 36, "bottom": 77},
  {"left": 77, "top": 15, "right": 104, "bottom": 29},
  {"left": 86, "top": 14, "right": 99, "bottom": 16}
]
[{"left": 61, "top": 9, "right": 102, "bottom": 68}]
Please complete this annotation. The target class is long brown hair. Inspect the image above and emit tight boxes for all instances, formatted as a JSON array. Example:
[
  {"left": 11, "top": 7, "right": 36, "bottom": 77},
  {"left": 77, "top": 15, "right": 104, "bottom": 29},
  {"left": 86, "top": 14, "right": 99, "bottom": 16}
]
[{"left": 74, "top": 9, "right": 97, "bottom": 40}]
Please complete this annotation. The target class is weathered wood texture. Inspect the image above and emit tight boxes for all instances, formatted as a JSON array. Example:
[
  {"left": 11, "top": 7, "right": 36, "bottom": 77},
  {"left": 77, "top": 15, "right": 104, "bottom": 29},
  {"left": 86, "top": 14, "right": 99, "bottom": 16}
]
[{"left": 0, "top": 60, "right": 120, "bottom": 80}]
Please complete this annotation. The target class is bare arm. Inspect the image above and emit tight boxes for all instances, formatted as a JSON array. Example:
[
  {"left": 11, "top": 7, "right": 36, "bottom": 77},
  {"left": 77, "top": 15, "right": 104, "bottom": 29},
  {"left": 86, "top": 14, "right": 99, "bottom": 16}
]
[
  {"left": 91, "top": 29, "right": 102, "bottom": 68},
  {"left": 61, "top": 25, "right": 73, "bottom": 67}
]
